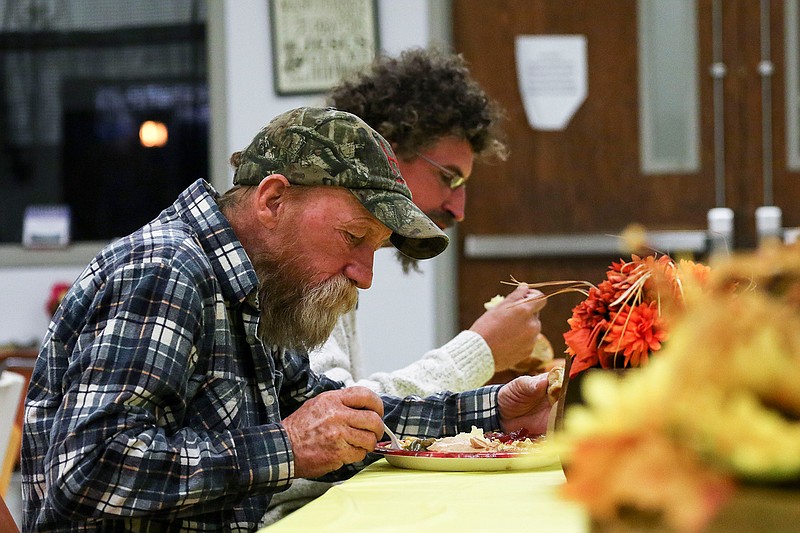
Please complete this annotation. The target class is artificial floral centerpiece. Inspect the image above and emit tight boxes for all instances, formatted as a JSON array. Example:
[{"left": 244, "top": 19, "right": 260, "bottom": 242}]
[
  {"left": 563, "top": 254, "right": 709, "bottom": 379},
  {"left": 553, "top": 242, "right": 800, "bottom": 532}
]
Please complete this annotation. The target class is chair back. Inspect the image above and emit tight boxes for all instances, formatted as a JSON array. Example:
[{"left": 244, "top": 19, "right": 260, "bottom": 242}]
[
  {"left": 0, "top": 370, "right": 26, "bottom": 497},
  {"left": 0, "top": 491, "right": 19, "bottom": 533}
]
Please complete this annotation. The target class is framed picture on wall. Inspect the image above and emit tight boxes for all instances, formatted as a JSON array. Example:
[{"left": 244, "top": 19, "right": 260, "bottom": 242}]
[{"left": 270, "top": 0, "right": 380, "bottom": 95}]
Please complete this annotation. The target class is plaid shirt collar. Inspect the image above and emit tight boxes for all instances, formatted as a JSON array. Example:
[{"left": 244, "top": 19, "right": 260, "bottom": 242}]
[{"left": 175, "top": 179, "right": 260, "bottom": 307}]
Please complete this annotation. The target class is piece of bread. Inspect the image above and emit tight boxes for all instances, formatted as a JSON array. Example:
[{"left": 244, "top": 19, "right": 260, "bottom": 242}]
[{"left": 546, "top": 365, "right": 564, "bottom": 405}]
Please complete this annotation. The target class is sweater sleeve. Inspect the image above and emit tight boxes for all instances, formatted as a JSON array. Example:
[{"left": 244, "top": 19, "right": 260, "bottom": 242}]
[{"left": 309, "top": 313, "right": 495, "bottom": 397}]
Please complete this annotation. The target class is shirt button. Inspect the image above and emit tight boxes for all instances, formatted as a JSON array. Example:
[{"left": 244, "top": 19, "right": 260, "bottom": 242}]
[
  {"left": 246, "top": 335, "right": 258, "bottom": 345},
  {"left": 265, "top": 395, "right": 275, "bottom": 406}
]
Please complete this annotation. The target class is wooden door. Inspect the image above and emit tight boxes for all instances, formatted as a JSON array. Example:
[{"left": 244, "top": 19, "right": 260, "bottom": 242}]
[{"left": 452, "top": 0, "right": 800, "bottom": 356}]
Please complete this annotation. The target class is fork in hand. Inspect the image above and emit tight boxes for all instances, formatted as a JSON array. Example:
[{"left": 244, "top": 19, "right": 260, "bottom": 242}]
[{"left": 381, "top": 421, "right": 403, "bottom": 450}]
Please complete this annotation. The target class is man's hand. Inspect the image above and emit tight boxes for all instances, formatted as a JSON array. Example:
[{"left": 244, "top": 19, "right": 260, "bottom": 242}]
[
  {"left": 282, "top": 387, "right": 384, "bottom": 479},
  {"left": 497, "top": 373, "right": 552, "bottom": 436},
  {"left": 470, "top": 284, "right": 546, "bottom": 372}
]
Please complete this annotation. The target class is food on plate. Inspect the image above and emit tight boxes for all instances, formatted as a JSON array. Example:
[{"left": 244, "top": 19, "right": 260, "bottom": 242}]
[{"left": 398, "top": 426, "right": 544, "bottom": 454}]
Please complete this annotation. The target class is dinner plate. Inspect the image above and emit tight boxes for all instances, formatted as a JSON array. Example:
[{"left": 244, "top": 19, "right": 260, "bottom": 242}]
[{"left": 373, "top": 442, "right": 559, "bottom": 472}]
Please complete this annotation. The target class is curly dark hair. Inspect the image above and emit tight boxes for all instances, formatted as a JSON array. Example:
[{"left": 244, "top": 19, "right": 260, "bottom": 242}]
[{"left": 327, "top": 47, "right": 508, "bottom": 163}]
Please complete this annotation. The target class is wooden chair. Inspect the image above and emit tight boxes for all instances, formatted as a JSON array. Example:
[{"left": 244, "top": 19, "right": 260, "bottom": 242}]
[
  {"left": 0, "top": 492, "right": 20, "bottom": 533},
  {"left": 0, "top": 368, "right": 26, "bottom": 497},
  {"left": 0, "top": 350, "right": 36, "bottom": 497}
]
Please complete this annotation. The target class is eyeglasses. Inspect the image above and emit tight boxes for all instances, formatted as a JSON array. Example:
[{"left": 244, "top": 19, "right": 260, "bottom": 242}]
[{"left": 414, "top": 152, "right": 468, "bottom": 189}]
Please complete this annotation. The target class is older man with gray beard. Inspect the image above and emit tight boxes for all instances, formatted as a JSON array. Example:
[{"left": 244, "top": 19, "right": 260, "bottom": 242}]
[{"left": 22, "top": 107, "right": 555, "bottom": 532}]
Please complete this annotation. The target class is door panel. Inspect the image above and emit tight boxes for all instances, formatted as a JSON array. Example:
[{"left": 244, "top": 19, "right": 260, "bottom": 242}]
[
  {"left": 767, "top": 1, "right": 800, "bottom": 233},
  {"left": 452, "top": 0, "right": 800, "bottom": 356}
]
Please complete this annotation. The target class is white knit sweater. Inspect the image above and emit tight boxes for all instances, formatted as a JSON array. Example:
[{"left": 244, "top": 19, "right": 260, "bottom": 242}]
[
  {"left": 311, "top": 308, "right": 494, "bottom": 396},
  {"left": 261, "top": 309, "right": 495, "bottom": 526}
]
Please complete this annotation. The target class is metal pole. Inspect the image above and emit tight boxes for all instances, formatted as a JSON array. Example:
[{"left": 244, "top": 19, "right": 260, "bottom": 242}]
[
  {"left": 710, "top": 0, "right": 727, "bottom": 208},
  {"left": 759, "top": 0, "right": 775, "bottom": 206}
]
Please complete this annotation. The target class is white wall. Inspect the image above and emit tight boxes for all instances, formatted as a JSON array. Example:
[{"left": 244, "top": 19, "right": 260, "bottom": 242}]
[
  {"left": 210, "top": 0, "right": 456, "bottom": 376},
  {"left": 0, "top": 0, "right": 458, "bottom": 375},
  {"left": 0, "top": 265, "right": 86, "bottom": 347}
]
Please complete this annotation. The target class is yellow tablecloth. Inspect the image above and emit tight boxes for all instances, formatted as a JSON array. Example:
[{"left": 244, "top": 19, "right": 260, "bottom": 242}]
[{"left": 259, "top": 459, "right": 589, "bottom": 532}]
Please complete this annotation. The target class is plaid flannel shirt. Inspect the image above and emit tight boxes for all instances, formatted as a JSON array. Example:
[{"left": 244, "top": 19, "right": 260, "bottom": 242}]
[{"left": 21, "top": 179, "right": 502, "bottom": 532}]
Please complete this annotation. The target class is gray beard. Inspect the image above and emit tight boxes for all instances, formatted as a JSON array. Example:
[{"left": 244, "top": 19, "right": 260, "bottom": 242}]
[{"left": 253, "top": 251, "right": 358, "bottom": 352}]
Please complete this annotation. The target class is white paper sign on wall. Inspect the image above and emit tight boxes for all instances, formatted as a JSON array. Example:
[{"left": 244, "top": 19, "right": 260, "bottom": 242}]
[{"left": 515, "top": 35, "right": 588, "bottom": 131}]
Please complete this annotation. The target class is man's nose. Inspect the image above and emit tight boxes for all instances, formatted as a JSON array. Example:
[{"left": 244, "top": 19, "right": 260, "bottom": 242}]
[
  {"left": 345, "top": 248, "right": 375, "bottom": 289},
  {"left": 444, "top": 186, "right": 467, "bottom": 222}
]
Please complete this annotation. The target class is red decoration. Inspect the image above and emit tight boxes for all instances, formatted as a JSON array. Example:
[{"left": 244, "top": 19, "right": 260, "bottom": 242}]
[{"left": 46, "top": 282, "right": 72, "bottom": 317}]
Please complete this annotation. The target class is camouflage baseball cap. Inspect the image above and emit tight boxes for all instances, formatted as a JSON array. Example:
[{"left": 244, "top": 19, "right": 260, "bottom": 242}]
[{"left": 233, "top": 107, "right": 448, "bottom": 259}]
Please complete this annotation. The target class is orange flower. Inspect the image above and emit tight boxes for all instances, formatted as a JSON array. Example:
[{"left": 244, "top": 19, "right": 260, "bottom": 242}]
[
  {"left": 564, "top": 254, "right": 707, "bottom": 378},
  {"left": 564, "top": 326, "right": 600, "bottom": 374},
  {"left": 561, "top": 432, "right": 735, "bottom": 533},
  {"left": 602, "top": 302, "right": 667, "bottom": 367}
]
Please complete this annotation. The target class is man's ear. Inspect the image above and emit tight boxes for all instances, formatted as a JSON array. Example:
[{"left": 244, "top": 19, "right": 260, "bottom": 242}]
[{"left": 253, "top": 174, "right": 291, "bottom": 228}]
